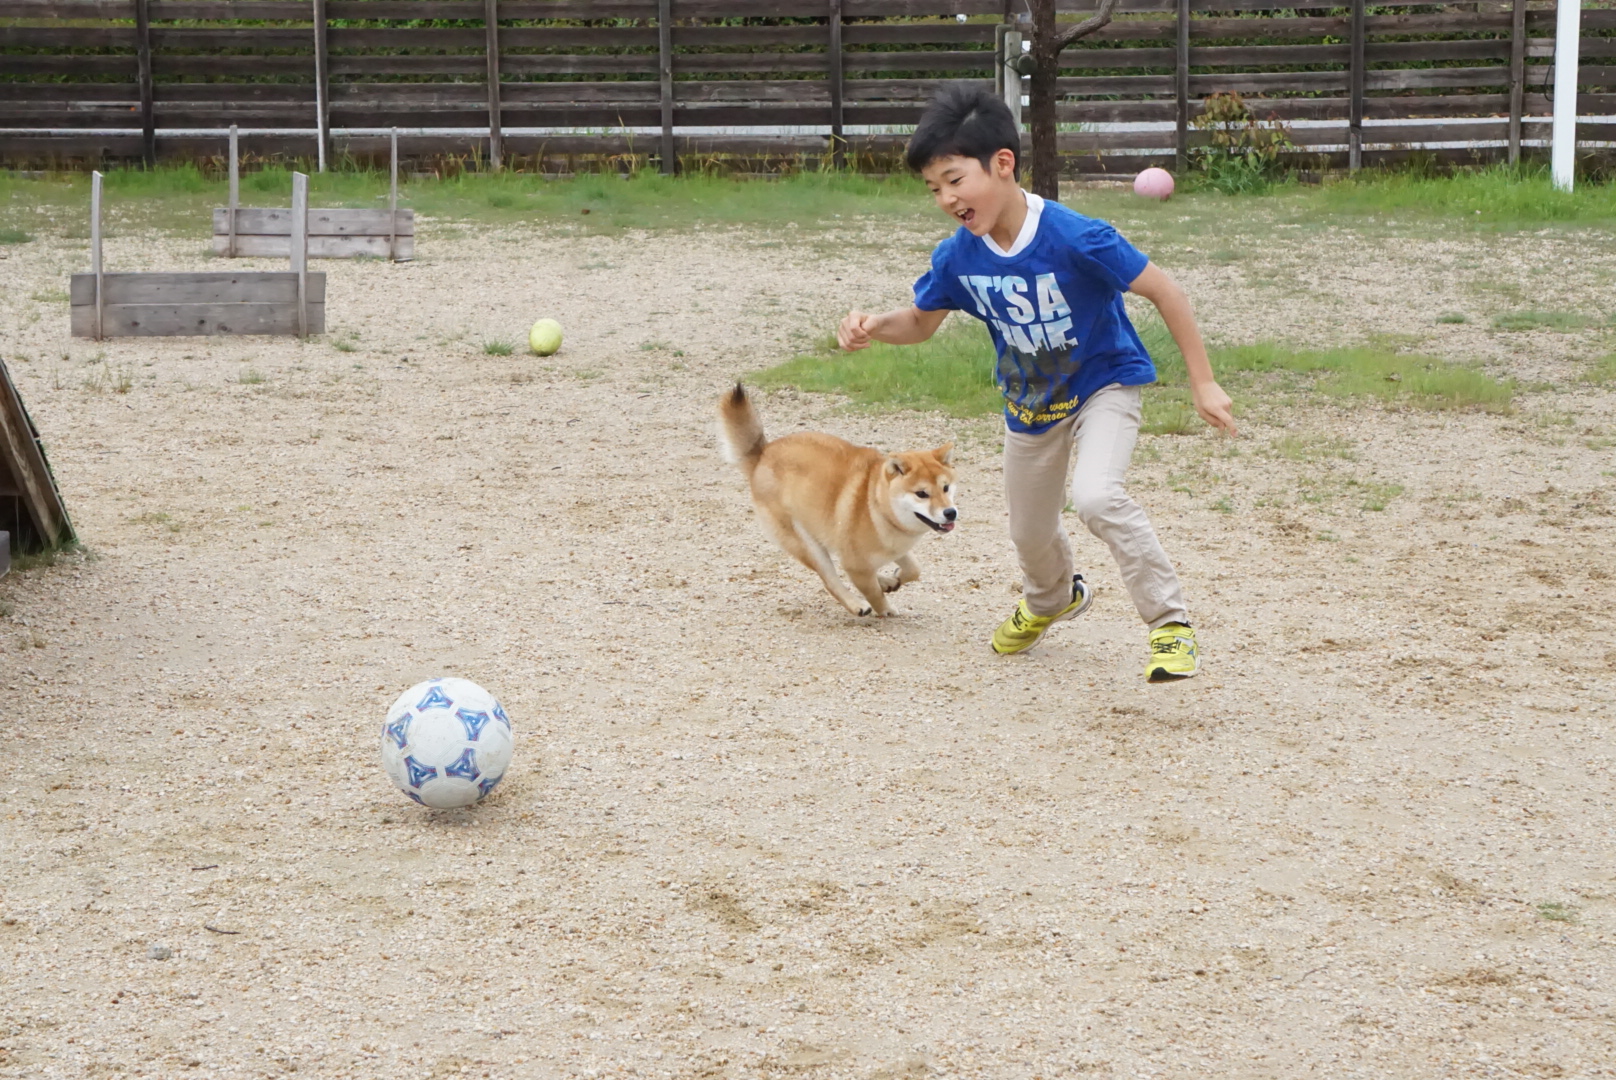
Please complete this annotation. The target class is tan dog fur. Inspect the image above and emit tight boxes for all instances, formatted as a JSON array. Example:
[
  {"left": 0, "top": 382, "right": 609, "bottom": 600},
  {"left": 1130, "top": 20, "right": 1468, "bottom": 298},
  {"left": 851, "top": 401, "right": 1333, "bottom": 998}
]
[{"left": 719, "top": 384, "right": 957, "bottom": 617}]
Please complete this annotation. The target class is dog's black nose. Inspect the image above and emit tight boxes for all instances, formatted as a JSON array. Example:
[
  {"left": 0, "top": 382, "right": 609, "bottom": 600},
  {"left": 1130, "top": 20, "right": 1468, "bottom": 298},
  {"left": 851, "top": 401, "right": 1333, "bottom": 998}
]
[{"left": 943, "top": 507, "right": 957, "bottom": 521}]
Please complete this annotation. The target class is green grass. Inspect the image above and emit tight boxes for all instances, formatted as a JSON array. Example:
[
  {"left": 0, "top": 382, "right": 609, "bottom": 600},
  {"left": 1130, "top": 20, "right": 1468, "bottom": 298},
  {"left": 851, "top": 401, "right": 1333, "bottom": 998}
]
[
  {"left": 482, "top": 340, "right": 514, "bottom": 356},
  {"left": 1300, "top": 164, "right": 1616, "bottom": 231},
  {"left": 237, "top": 367, "right": 267, "bottom": 385},
  {"left": 0, "top": 226, "right": 33, "bottom": 244},
  {"left": 1585, "top": 354, "right": 1616, "bottom": 385},
  {"left": 1490, "top": 310, "right": 1600, "bottom": 332},
  {"left": 1436, "top": 312, "right": 1468, "bottom": 325},
  {"left": 1536, "top": 901, "right": 1578, "bottom": 924},
  {"left": 755, "top": 310, "right": 1512, "bottom": 426}
]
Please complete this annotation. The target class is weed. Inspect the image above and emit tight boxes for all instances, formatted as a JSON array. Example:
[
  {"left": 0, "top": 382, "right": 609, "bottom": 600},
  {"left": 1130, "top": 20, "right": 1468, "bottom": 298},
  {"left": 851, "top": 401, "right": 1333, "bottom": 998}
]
[
  {"left": 1352, "top": 480, "right": 1404, "bottom": 512},
  {"left": 1584, "top": 354, "right": 1616, "bottom": 384},
  {"left": 1271, "top": 434, "right": 1356, "bottom": 461},
  {"left": 1491, "top": 310, "right": 1598, "bottom": 332},
  {"left": 0, "top": 226, "right": 32, "bottom": 244},
  {"left": 1190, "top": 92, "right": 1294, "bottom": 195},
  {"left": 238, "top": 368, "right": 267, "bottom": 385},
  {"left": 30, "top": 290, "right": 68, "bottom": 303},
  {"left": 1436, "top": 312, "right": 1468, "bottom": 324},
  {"left": 639, "top": 340, "right": 673, "bottom": 352},
  {"left": 333, "top": 338, "right": 357, "bottom": 353},
  {"left": 1536, "top": 901, "right": 1578, "bottom": 924},
  {"left": 482, "top": 341, "right": 515, "bottom": 356},
  {"left": 1212, "top": 496, "right": 1235, "bottom": 514},
  {"left": 9, "top": 540, "right": 81, "bottom": 573}
]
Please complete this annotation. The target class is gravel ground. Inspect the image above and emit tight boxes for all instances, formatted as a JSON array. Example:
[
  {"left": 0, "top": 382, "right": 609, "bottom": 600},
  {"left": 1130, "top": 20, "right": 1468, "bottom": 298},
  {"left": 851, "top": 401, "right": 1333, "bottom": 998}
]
[{"left": 1, "top": 201, "right": 1614, "bottom": 1079}]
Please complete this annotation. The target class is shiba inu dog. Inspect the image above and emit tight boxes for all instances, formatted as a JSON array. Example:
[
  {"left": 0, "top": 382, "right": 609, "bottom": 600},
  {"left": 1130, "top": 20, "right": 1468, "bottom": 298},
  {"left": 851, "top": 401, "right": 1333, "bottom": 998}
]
[{"left": 719, "top": 383, "right": 957, "bottom": 617}]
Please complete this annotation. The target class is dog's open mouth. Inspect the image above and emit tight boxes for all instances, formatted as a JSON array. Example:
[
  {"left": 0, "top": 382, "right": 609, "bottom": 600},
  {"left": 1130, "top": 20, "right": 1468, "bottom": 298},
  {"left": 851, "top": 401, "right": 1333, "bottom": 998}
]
[{"left": 916, "top": 513, "right": 955, "bottom": 533}]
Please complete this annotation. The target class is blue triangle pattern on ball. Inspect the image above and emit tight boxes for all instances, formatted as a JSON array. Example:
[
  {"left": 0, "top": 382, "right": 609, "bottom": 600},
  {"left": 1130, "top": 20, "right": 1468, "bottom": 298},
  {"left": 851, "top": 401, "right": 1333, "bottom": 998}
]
[
  {"left": 456, "top": 708, "right": 490, "bottom": 740},
  {"left": 383, "top": 713, "right": 411, "bottom": 750},
  {"left": 404, "top": 755, "right": 438, "bottom": 788},
  {"left": 443, "top": 747, "right": 480, "bottom": 781},
  {"left": 416, "top": 685, "right": 454, "bottom": 711},
  {"left": 478, "top": 773, "right": 503, "bottom": 799}
]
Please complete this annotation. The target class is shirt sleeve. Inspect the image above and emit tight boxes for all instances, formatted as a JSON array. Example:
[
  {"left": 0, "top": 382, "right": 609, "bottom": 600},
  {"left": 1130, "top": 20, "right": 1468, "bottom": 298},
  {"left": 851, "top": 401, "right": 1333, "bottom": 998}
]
[
  {"left": 1069, "top": 220, "right": 1150, "bottom": 293},
  {"left": 911, "top": 242, "right": 960, "bottom": 311}
]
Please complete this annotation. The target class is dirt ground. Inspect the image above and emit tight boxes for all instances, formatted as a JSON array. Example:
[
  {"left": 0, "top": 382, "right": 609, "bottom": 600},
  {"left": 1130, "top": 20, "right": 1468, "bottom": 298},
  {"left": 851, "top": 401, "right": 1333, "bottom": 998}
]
[{"left": 1, "top": 192, "right": 1615, "bottom": 1080}]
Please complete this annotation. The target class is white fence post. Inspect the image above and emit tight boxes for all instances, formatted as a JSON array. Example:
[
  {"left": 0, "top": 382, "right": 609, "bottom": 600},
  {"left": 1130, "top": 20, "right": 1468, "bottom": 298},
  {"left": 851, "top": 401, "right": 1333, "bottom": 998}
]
[{"left": 1552, "top": 0, "right": 1582, "bottom": 192}]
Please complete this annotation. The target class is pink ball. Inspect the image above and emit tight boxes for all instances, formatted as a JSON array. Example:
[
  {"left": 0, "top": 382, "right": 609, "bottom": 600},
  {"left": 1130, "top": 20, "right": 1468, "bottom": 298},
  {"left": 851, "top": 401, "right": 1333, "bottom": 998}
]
[{"left": 1133, "top": 167, "right": 1175, "bottom": 200}]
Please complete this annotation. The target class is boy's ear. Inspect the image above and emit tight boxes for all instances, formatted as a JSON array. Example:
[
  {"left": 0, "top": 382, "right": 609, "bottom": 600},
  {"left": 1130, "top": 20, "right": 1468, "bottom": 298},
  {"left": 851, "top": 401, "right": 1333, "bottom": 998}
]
[
  {"left": 993, "top": 148, "right": 1017, "bottom": 179},
  {"left": 933, "top": 442, "right": 954, "bottom": 464},
  {"left": 885, "top": 456, "right": 907, "bottom": 478}
]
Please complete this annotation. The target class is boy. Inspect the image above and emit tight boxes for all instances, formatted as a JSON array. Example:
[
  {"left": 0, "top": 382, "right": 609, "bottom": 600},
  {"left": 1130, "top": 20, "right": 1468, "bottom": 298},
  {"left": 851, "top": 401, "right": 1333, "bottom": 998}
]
[{"left": 837, "top": 84, "right": 1236, "bottom": 680}]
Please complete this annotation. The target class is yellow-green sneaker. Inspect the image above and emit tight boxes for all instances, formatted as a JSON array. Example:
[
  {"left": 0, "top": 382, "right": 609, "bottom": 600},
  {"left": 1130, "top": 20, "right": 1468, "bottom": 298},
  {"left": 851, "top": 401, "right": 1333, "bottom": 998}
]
[
  {"left": 1146, "top": 623, "right": 1199, "bottom": 681},
  {"left": 990, "top": 575, "right": 1093, "bottom": 655}
]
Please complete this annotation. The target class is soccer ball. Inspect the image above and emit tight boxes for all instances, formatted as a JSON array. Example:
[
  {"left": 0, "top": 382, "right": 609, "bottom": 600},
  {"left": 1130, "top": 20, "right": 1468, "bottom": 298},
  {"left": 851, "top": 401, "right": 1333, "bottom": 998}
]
[{"left": 380, "top": 678, "right": 514, "bottom": 809}]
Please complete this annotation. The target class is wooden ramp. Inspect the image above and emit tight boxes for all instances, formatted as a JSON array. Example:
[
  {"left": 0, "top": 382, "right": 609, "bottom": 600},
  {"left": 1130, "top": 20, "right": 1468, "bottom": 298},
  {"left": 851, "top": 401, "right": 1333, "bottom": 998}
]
[
  {"left": 72, "top": 170, "right": 327, "bottom": 339},
  {"left": 0, "top": 355, "right": 74, "bottom": 560},
  {"left": 215, "top": 126, "right": 414, "bottom": 262}
]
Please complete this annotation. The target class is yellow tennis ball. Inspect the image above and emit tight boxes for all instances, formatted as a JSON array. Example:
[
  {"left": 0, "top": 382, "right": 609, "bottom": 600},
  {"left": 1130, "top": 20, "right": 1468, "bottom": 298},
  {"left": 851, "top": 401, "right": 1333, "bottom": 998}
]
[{"left": 529, "top": 318, "right": 563, "bottom": 356}]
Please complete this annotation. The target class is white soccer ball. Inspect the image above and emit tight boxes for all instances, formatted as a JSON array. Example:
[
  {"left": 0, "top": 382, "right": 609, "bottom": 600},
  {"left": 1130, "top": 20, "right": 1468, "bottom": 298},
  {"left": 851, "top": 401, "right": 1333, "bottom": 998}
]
[{"left": 380, "top": 678, "right": 513, "bottom": 809}]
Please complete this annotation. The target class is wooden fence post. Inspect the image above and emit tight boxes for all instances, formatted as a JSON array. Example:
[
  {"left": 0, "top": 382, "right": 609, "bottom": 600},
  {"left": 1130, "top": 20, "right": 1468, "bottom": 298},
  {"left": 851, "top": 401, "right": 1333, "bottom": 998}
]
[
  {"left": 1508, "top": 0, "right": 1526, "bottom": 166},
  {"left": 658, "top": 0, "right": 675, "bottom": 175},
  {"left": 1174, "top": 0, "right": 1188, "bottom": 175},
  {"left": 485, "top": 0, "right": 503, "bottom": 170},
  {"left": 292, "top": 172, "right": 309, "bottom": 337},
  {"left": 829, "top": 0, "right": 844, "bottom": 170},
  {"left": 1349, "top": 0, "right": 1365, "bottom": 171},
  {"left": 91, "top": 171, "right": 104, "bottom": 341},
  {"left": 134, "top": 0, "right": 154, "bottom": 167},
  {"left": 227, "top": 124, "right": 239, "bottom": 257},
  {"left": 313, "top": 0, "right": 330, "bottom": 172}
]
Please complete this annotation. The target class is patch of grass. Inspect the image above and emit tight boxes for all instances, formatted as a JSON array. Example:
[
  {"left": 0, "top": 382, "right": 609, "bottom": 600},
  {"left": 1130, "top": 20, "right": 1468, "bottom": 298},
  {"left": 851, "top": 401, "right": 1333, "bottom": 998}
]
[
  {"left": 332, "top": 337, "right": 357, "bottom": 353},
  {"left": 1213, "top": 343, "right": 1515, "bottom": 413},
  {"left": 1436, "top": 312, "right": 1468, "bottom": 324},
  {"left": 0, "top": 226, "right": 33, "bottom": 244},
  {"left": 29, "top": 290, "right": 68, "bottom": 303},
  {"left": 1490, "top": 310, "right": 1598, "bottom": 332},
  {"left": 1584, "top": 354, "right": 1616, "bottom": 384},
  {"left": 1302, "top": 164, "right": 1616, "bottom": 231},
  {"left": 482, "top": 340, "right": 514, "bottom": 356},
  {"left": 1536, "top": 901, "right": 1578, "bottom": 924},
  {"left": 238, "top": 368, "right": 267, "bottom": 385},
  {"left": 753, "top": 315, "right": 1003, "bottom": 418},
  {"left": 9, "top": 540, "right": 82, "bottom": 573},
  {"left": 1352, "top": 479, "right": 1404, "bottom": 512},
  {"left": 1271, "top": 434, "right": 1357, "bottom": 461}
]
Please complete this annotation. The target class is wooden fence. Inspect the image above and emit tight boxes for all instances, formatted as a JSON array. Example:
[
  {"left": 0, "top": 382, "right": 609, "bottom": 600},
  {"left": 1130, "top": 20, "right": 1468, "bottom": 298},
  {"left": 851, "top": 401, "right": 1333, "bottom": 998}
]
[{"left": 2, "top": 1, "right": 1613, "bottom": 173}]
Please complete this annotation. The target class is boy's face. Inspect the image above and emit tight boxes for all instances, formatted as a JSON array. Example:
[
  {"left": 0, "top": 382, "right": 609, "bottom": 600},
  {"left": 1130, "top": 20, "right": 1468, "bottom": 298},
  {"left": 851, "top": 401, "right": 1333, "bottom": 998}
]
[{"left": 919, "top": 150, "right": 1019, "bottom": 237}]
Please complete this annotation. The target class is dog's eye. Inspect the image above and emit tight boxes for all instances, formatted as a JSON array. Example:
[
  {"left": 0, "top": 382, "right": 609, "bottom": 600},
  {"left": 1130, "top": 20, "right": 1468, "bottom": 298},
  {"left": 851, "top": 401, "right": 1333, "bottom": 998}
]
[
  {"left": 915, "top": 490, "right": 929, "bottom": 499},
  {"left": 943, "top": 485, "right": 951, "bottom": 493}
]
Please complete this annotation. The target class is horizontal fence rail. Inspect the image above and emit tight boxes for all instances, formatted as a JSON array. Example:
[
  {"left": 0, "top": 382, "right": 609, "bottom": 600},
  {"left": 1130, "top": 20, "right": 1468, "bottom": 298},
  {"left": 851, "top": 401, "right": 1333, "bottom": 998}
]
[{"left": 2, "top": 1, "right": 1613, "bottom": 173}]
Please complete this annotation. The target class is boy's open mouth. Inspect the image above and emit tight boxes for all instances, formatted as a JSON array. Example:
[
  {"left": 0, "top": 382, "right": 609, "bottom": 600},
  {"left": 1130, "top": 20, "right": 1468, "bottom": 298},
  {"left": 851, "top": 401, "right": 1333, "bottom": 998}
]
[{"left": 956, "top": 208, "right": 976, "bottom": 227}]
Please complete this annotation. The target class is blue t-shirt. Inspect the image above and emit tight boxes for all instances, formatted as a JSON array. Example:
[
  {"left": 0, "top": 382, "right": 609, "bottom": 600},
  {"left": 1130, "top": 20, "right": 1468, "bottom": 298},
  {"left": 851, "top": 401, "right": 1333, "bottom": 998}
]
[{"left": 913, "top": 199, "right": 1155, "bottom": 433}]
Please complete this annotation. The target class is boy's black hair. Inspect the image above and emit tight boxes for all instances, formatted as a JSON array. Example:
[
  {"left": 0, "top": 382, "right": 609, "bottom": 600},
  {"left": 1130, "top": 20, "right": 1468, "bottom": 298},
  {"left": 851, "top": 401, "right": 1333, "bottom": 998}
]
[{"left": 904, "top": 82, "right": 1021, "bottom": 178}]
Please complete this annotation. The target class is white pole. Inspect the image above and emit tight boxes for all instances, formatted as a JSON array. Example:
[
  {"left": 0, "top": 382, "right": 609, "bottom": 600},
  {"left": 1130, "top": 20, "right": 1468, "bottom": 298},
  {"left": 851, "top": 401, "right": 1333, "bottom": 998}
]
[
  {"left": 389, "top": 127, "right": 399, "bottom": 263},
  {"left": 228, "top": 123, "right": 239, "bottom": 257},
  {"left": 90, "top": 170, "right": 104, "bottom": 341},
  {"left": 292, "top": 171, "right": 309, "bottom": 337},
  {"left": 1552, "top": 0, "right": 1581, "bottom": 192}
]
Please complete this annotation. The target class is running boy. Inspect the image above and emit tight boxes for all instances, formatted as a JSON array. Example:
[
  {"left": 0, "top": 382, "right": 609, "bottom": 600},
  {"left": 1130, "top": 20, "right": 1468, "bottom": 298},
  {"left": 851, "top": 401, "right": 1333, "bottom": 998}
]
[{"left": 837, "top": 84, "right": 1236, "bottom": 680}]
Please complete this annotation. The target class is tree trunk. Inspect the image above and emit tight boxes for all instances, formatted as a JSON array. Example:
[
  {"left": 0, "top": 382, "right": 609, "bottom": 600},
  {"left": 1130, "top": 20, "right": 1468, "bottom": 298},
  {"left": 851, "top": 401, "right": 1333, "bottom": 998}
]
[
  {"left": 1028, "top": 0, "right": 1059, "bottom": 200},
  {"left": 1027, "top": 0, "right": 1118, "bottom": 202}
]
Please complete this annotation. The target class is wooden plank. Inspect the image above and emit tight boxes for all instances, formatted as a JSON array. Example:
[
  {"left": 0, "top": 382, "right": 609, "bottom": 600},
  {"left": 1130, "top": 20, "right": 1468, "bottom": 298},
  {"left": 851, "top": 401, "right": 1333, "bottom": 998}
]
[
  {"left": 829, "top": 0, "right": 844, "bottom": 169},
  {"left": 71, "top": 301, "right": 327, "bottom": 338},
  {"left": 291, "top": 171, "right": 308, "bottom": 337},
  {"left": 0, "top": 357, "right": 73, "bottom": 552},
  {"left": 211, "top": 234, "right": 415, "bottom": 259},
  {"left": 314, "top": 0, "right": 330, "bottom": 172},
  {"left": 657, "top": 0, "right": 673, "bottom": 175},
  {"left": 70, "top": 272, "right": 327, "bottom": 306},
  {"left": 484, "top": 0, "right": 503, "bottom": 170},
  {"left": 210, "top": 207, "right": 415, "bottom": 238},
  {"left": 227, "top": 123, "right": 237, "bottom": 257},
  {"left": 91, "top": 170, "right": 103, "bottom": 340}
]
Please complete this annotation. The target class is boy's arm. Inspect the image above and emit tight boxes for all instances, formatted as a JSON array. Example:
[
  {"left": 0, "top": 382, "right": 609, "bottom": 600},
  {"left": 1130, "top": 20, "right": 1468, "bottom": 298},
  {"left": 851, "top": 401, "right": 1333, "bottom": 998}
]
[
  {"left": 1128, "top": 262, "right": 1237, "bottom": 436},
  {"left": 838, "top": 306, "right": 949, "bottom": 352}
]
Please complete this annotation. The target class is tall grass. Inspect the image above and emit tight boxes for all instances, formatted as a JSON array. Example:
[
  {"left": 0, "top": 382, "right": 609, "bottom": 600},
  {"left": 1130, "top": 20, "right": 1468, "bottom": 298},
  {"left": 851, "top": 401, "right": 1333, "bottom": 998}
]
[{"left": 1302, "top": 163, "right": 1616, "bottom": 230}]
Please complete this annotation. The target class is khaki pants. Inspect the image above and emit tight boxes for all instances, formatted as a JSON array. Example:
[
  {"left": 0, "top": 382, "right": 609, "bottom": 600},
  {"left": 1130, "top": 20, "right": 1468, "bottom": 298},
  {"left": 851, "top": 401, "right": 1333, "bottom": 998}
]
[{"left": 1003, "top": 383, "right": 1189, "bottom": 629}]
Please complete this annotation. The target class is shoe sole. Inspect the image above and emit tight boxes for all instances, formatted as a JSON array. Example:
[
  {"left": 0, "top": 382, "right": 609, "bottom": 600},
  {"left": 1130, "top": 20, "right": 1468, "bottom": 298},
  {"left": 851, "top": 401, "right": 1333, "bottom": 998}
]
[
  {"left": 1146, "top": 659, "right": 1199, "bottom": 682},
  {"left": 991, "top": 583, "right": 1095, "bottom": 656}
]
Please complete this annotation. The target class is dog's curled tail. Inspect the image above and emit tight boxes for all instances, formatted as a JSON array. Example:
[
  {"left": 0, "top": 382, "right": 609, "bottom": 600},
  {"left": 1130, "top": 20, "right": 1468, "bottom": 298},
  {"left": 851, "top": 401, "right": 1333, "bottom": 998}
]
[{"left": 718, "top": 382, "right": 767, "bottom": 478}]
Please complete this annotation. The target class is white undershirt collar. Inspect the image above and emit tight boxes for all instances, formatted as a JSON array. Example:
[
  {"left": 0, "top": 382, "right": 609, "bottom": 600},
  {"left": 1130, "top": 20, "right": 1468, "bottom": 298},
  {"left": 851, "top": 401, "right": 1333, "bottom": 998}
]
[{"left": 981, "top": 191, "right": 1044, "bottom": 258}]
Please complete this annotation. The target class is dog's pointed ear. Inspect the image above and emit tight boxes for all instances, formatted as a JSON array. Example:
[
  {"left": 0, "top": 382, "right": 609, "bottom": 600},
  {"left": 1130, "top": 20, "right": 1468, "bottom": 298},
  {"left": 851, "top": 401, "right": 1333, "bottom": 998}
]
[
  {"left": 934, "top": 442, "right": 954, "bottom": 464},
  {"left": 884, "top": 456, "right": 907, "bottom": 478}
]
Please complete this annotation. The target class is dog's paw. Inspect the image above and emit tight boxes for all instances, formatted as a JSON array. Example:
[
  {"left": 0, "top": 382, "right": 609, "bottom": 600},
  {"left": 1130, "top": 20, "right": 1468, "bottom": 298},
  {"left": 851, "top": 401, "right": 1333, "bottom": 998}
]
[
  {"left": 857, "top": 605, "right": 873, "bottom": 617},
  {"left": 878, "top": 571, "right": 903, "bottom": 594}
]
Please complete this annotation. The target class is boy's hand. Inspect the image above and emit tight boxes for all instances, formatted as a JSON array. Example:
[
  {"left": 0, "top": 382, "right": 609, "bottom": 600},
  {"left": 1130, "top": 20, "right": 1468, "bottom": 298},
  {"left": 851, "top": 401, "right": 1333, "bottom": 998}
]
[
  {"left": 838, "top": 310, "right": 876, "bottom": 352},
  {"left": 1193, "top": 380, "right": 1237, "bottom": 436}
]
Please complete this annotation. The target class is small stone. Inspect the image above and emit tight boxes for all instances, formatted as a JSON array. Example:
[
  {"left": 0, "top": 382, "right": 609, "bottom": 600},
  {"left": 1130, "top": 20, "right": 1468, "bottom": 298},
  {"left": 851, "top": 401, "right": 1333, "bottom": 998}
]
[{"left": 148, "top": 944, "right": 173, "bottom": 961}]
